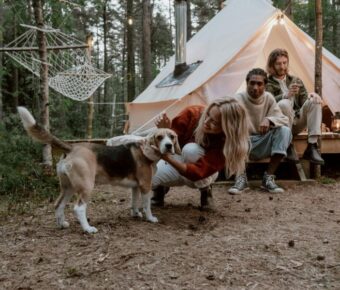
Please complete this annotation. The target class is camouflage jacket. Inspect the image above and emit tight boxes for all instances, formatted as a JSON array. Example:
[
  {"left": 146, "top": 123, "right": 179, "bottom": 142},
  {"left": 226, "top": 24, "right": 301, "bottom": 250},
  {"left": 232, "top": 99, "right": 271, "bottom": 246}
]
[{"left": 266, "top": 74, "right": 308, "bottom": 112}]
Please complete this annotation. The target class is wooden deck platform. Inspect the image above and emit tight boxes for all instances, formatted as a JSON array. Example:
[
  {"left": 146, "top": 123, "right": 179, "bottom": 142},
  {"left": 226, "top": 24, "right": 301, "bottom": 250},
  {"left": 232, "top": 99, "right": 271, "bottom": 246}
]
[{"left": 294, "top": 132, "right": 340, "bottom": 155}]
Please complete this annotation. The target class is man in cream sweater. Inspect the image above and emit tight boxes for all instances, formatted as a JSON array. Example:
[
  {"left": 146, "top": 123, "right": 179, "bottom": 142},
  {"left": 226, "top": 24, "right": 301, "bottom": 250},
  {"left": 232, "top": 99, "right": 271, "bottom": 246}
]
[{"left": 229, "top": 68, "right": 292, "bottom": 194}]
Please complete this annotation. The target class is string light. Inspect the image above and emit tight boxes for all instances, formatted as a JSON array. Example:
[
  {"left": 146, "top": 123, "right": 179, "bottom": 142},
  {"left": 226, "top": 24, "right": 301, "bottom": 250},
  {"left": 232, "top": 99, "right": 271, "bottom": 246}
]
[
  {"left": 277, "top": 13, "right": 284, "bottom": 25},
  {"left": 128, "top": 17, "right": 133, "bottom": 25}
]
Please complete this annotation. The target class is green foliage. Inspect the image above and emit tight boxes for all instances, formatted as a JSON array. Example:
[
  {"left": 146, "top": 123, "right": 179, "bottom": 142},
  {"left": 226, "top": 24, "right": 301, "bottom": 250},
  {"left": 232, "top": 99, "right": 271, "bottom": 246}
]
[
  {"left": 0, "top": 113, "right": 59, "bottom": 199},
  {"left": 318, "top": 176, "right": 336, "bottom": 184},
  {"left": 272, "top": 0, "right": 289, "bottom": 10},
  {"left": 152, "top": 12, "right": 174, "bottom": 67},
  {"left": 49, "top": 95, "right": 88, "bottom": 139},
  {"left": 191, "top": 0, "right": 220, "bottom": 31},
  {"left": 0, "top": 0, "right": 338, "bottom": 143}
]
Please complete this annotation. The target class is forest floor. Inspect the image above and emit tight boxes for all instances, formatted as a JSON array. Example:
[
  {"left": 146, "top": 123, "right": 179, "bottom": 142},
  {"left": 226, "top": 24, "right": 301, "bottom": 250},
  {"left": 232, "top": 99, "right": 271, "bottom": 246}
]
[{"left": 0, "top": 180, "right": 340, "bottom": 289}]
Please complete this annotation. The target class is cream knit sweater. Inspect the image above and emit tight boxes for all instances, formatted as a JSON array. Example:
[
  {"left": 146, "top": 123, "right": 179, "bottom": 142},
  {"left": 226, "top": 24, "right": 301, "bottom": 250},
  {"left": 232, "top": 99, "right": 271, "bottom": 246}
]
[{"left": 235, "top": 91, "right": 289, "bottom": 135}]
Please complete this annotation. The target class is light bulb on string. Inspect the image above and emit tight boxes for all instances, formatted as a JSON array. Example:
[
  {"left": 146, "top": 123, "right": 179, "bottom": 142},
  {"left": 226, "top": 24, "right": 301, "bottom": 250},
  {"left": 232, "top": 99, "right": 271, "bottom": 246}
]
[{"left": 275, "top": 13, "right": 285, "bottom": 25}]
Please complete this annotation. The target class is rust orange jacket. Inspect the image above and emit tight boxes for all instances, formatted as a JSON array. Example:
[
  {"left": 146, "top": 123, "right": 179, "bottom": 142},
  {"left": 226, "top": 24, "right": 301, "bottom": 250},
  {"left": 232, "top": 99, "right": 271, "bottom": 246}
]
[{"left": 171, "top": 105, "right": 226, "bottom": 181}]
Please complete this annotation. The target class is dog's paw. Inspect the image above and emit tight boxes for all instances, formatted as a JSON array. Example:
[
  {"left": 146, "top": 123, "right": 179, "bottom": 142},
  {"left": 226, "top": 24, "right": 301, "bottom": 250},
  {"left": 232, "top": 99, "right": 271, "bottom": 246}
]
[
  {"left": 147, "top": 215, "right": 158, "bottom": 223},
  {"left": 57, "top": 219, "right": 70, "bottom": 229},
  {"left": 84, "top": 226, "right": 98, "bottom": 234},
  {"left": 131, "top": 210, "right": 143, "bottom": 218},
  {"left": 61, "top": 221, "right": 70, "bottom": 228}
]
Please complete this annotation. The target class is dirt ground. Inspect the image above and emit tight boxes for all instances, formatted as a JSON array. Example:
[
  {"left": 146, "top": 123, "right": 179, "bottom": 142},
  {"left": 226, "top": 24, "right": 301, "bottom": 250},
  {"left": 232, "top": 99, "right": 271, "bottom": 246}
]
[{"left": 0, "top": 181, "right": 340, "bottom": 290}]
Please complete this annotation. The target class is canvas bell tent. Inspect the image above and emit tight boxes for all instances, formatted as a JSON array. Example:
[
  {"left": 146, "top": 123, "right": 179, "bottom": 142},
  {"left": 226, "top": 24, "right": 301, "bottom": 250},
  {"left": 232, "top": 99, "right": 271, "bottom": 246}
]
[{"left": 127, "top": 0, "right": 340, "bottom": 134}]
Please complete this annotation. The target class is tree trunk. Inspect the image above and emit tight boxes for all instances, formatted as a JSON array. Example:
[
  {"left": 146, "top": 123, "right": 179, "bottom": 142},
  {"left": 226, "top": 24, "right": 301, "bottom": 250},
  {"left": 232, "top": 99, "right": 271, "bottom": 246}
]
[
  {"left": 0, "top": 4, "right": 3, "bottom": 120},
  {"left": 169, "top": 0, "right": 173, "bottom": 43},
  {"left": 314, "top": 0, "right": 323, "bottom": 179},
  {"left": 94, "top": 24, "right": 101, "bottom": 115},
  {"left": 332, "top": 0, "right": 338, "bottom": 55},
  {"left": 103, "top": 0, "right": 109, "bottom": 115},
  {"left": 86, "top": 33, "right": 94, "bottom": 139},
  {"left": 118, "top": 26, "right": 127, "bottom": 129},
  {"left": 126, "top": 0, "right": 135, "bottom": 102},
  {"left": 32, "top": 0, "right": 52, "bottom": 169},
  {"left": 13, "top": 15, "right": 19, "bottom": 109},
  {"left": 142, "top": 0, "right": 152, "bottom": 89},
  {"left": 122, "top": 27, "right": 127, "bottom": 101},
  {"left": 13, "top": 67, "right": 19, "bottom": 109},
  {"left": 285, "top": 0, "right": 292, "bottom": 19},
  {"left": 315, "top": 0, "right": 323, "bottom": 96},
  {"left": 187, "top": 0, "right": 192, "bottom": 40}
]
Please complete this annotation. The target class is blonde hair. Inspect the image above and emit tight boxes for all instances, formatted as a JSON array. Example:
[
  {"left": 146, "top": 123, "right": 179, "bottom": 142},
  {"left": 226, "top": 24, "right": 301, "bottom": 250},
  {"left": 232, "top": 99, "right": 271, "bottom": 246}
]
[{"left": 195, "top": 97, "right": 249, "bottom": 177}]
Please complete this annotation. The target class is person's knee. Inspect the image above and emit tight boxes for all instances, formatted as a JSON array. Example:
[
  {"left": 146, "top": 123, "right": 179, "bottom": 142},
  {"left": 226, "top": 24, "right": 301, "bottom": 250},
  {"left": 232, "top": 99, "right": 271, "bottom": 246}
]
[
  {"left": 182, "top": 143, "right": 205, "bottom": 163},
  {"left": 274, "top": 126, "right": 292, "bottom": 142},
  {"left": 151, "top": 176, "right": 161, "bottom": 189},
  {"left": 193, "top": 172, "right": 218, "bottom": 189},
  {"left": 276, "top": 125, "right": 290, "bottom": 134},
  {"left": 151, "top": 160, "right": 173, "bottom": 188},
  {"left": 278, "top": 99, "right": 292, "bottom": 115},
  {"left": 305, "top": 98, "right": 322, "bottom": 110}
]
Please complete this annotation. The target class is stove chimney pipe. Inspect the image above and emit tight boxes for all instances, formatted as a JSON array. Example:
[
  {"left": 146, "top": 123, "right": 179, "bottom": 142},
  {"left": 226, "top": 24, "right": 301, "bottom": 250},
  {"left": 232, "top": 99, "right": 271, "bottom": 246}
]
[{"left": 174, "top": 0, "right": 189, "bottom": 77}]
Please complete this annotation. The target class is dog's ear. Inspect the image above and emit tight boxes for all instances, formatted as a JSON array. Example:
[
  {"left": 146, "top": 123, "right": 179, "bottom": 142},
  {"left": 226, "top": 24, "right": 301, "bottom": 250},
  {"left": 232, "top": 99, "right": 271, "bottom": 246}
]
[
  {"left": 174, "top": 135, "right": 181, "bottom": 155},
  {"left": 147, "top": 132, "right": 157, "bottom": 147}
]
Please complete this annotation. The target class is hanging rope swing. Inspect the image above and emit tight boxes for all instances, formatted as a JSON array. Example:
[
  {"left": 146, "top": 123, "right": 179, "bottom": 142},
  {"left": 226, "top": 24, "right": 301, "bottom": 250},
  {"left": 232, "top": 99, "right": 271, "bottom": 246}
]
[{"left": 1, "top": 24, "right": 111, "bottom": 101}]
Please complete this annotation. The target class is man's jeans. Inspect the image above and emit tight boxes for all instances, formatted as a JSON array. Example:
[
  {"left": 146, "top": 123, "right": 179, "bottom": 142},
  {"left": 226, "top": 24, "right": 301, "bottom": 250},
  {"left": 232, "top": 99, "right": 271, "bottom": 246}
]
[{"left": 249, "top": 126, "right": 292, "bottom": 160}]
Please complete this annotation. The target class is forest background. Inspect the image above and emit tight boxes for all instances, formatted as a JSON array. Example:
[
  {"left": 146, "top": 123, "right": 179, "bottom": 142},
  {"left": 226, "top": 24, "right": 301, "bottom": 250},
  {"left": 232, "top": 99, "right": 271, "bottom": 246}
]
[{"left": 0, "top": 0, "right": 339, "bottom": 202}]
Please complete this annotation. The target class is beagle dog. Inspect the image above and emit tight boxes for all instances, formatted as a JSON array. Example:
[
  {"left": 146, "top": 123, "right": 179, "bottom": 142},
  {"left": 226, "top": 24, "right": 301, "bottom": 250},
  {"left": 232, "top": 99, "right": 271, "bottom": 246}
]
[{"left": 17, "top": 107, "right": 180, "bottom": 233}]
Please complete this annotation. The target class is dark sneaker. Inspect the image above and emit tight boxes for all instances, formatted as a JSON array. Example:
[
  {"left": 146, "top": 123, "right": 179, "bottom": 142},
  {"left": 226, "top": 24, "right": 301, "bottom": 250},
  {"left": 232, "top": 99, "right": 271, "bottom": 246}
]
[
  {"left": 151, "top": 186, "right": 170, "bottom": 207},
  {"left": 261, "top": 172, "right": 284, "bottom": 193},
  {"left": 228, "top": 173, "right": 249, "bottom": 195},
  {"left": 200, "top": 185, "right": 215, "bottom": 211},
  {"left": 302, "top": 143, "right": 324, "bottom": 165}
]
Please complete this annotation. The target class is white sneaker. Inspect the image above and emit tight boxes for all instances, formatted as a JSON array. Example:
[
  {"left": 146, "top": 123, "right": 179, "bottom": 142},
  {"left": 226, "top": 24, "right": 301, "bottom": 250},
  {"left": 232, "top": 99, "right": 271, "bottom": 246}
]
[
  {"left": 261, "top": 172, "right": 284, "bottom": 193},
  {"left": 228, "top": 173, "right": 249, "bottom": 195}
]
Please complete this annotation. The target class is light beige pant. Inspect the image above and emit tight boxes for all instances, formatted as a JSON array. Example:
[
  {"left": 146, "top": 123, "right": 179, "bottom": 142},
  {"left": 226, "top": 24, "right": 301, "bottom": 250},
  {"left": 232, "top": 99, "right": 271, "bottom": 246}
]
[
  {"left": 278, "top": 99, "right": 322, "bottom": 136},
  {"left": 152, "top": 143, "right": 219, "bottom": 189}
]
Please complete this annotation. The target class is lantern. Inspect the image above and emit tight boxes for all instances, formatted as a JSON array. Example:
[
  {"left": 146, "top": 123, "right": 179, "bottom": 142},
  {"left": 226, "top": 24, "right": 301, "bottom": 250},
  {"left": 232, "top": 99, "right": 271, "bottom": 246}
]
[{"left": 331, "top": 112, "right": 340, "bottom": 133}]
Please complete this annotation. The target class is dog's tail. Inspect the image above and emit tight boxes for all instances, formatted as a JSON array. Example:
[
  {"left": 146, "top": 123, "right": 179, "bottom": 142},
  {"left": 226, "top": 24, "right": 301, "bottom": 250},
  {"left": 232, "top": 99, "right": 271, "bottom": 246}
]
[{"left": 17, "top": 106, "right": 72, "bottom": 152}]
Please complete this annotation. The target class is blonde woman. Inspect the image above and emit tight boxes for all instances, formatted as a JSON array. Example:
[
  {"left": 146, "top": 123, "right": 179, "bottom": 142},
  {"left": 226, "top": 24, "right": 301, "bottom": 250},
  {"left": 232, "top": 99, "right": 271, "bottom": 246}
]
[{"left": 152, "top": 97, "right": 249, "bottom": 210}]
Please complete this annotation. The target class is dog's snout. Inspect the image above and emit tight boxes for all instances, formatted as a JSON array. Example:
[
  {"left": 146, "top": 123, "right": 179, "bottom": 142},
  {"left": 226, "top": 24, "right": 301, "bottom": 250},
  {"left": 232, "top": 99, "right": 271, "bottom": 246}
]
[{"left": 159, "top": 132, "right": 176, "bottom": 154}]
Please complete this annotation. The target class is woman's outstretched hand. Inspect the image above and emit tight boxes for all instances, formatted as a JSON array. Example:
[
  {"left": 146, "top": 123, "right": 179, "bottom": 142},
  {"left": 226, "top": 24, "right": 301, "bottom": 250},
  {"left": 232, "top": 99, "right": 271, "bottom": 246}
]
[{"left": 155, "top": 112, "right": 171, "bottom": 128}]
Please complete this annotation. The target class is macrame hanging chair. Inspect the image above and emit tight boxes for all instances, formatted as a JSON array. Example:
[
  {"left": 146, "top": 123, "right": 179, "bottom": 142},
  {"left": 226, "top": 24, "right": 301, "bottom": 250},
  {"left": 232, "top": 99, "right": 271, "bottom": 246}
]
[{"left": 3, "top": 25, "right": 111, "bottom": 101}]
